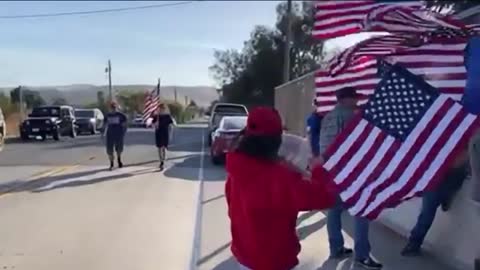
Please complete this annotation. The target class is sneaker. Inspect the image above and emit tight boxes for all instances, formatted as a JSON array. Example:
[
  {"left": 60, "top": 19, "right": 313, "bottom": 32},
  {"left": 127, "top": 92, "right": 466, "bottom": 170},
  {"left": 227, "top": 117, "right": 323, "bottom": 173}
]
[
  {"left": 329, "top": 247, "right": 353, "bottom": 259},
  {"left": 159, "top": 161, "right": 164, "bottom": 171},
  {"left": 118, "top": 159, "right": 123, "bottom": 168},
  {"left": 441, "top": 198, "right": 452, "bottom": 211},
  {"left": 355, "top": 257, "right": 383, "bottom": 269},
  {"left": 109, "top": 161, "right": 114, "bottom": 171},
  {"left": 401, "top": 243, "right": 422, "bottom": 257}
]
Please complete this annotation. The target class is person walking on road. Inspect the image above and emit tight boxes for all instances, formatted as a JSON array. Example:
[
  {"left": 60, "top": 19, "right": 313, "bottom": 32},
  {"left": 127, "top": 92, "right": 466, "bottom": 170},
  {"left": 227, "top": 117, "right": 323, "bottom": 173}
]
[
  {"left": 151, "top": 103, "right": 174, "bottom": 171},
  {"left": 319, "top": 87, "right": 383, "bottom": 269},
  {"left": 103, "top": 101, "right": 127, "bottom": 170},
  {"left": 225, "top": 106, "right": 338, "bottom": 270}
]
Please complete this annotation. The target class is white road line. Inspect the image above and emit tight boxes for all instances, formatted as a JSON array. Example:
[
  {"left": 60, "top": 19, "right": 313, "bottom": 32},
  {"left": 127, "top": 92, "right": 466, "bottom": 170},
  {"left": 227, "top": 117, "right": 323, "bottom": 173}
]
[{"left": 188, "top": 129, "right": 205, "bottom": 270}]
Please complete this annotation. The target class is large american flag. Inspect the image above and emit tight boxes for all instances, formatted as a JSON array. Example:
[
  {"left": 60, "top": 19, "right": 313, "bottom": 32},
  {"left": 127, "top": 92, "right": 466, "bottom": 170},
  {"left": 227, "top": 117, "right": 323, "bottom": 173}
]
[
  {"left": 322, "top": 62, "right": 479, "bottom": 220},
  {"left": 315, "top": 29, "right": 474, "bottom": 114},
  {"left": 142, "top": 87, "right": 160, "bottom": 122},
  {"left": 313, "top": 0, "right": 461, "bottom": 40}
]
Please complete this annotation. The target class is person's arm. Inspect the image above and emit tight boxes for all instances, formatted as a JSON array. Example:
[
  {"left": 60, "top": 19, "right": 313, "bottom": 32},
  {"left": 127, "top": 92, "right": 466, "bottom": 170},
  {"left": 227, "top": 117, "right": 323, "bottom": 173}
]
[
  {"left": 225, "top": 175, "right": 232, "bottom": 207},
  {"left": 286, "top": 164, "right": 337, "bottom": 211},
  {"left": 121, "top": 114, "right": 128, "bottom": 134},
  {"left": 102, "top": 117, "right": 108, "bottom": 137},
  {"left": 310, "top": 116, "right": 321, "bottom": 157}
]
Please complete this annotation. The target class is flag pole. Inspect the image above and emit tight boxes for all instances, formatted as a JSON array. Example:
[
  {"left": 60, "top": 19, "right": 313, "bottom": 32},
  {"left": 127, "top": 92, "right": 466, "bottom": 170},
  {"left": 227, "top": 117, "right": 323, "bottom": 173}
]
[{"left": 157, "top": 78, "right": 161, "bottom": 97}]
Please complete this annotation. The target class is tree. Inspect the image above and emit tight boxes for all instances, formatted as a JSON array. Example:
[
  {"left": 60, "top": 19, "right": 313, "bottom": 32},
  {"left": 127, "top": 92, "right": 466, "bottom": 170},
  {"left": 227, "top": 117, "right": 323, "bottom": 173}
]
[
  {"left": 52, "top": 97, "right": 68, "bottom": 105},
  {"left": 10, "top": 86, "right": 45, "bottom": 109},
  {"left": 96, "top": 91, "right": 107, "bottom": 113},
  {"left": 188, "top": 100, "right": 197, "bottom": 108},
  {"left": 209, "top": 1, "right": 324, "bottom": 106}
]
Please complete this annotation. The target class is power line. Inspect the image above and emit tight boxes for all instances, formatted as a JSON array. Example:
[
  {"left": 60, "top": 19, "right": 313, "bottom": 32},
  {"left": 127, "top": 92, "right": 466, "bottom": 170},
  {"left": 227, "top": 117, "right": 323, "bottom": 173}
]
[{"left": 0, "top": 1, "right": 198, "bottom": 19}]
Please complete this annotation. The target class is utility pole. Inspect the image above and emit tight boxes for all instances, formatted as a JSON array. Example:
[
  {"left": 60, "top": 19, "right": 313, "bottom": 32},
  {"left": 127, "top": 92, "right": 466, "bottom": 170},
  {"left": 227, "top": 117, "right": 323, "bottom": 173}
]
[
  {"left": 106, "top": 60, "right": 112, "bottom": 102},
  {"left": 174, "top": 87, "right": 178, "bottom": 103},
  {"left": 283, "top": 0, "right": 292, "bottom": 83}
]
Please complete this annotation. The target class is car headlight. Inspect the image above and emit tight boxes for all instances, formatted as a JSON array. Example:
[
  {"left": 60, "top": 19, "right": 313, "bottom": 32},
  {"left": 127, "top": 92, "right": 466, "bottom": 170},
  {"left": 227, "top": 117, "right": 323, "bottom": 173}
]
[{"left": 90, "top": 118, "right": 96, "bottom": 123}]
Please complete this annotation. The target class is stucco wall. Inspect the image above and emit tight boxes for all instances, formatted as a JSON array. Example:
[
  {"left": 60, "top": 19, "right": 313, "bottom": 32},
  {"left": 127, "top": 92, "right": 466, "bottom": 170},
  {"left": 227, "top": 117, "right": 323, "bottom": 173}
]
[{"left": 274, "top": 72, "right": 315, "bottom": 137}]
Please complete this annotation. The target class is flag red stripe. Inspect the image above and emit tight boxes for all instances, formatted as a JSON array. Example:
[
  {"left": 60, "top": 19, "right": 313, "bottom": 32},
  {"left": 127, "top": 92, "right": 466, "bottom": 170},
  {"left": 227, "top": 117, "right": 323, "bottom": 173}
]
[
  {"left": 343, "top": 139, "right": 402, "bottom": 208},
  {"left": 353, "top": 99, "right": 454, "bottom": 217},
  {"left": 420, "top": 117, "right": 480, "bottom": 194},
  {"left": 323, "top": 114, "right": 363, "bottom": 160},
  {"left": 366, "top": 104, "right": 467, "bottom": 219},
  {"left": 329, "top": 123, "right": 375, "bottom": 178},
  {"left": 336, "top": 130, "right": 388, "bottom": 192}
]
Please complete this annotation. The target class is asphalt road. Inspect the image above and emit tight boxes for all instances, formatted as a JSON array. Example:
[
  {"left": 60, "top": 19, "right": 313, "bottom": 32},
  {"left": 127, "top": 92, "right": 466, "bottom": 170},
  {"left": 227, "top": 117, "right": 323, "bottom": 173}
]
[{"left": 0, "top": 121, "right": 456, "bottom": 270}]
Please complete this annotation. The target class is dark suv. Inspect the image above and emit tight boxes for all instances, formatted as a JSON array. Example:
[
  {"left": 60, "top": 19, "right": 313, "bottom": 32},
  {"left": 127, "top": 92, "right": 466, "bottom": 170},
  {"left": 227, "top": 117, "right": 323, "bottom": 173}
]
[{"left": 19, "top": 105, "right": 77, "bottom": 141}]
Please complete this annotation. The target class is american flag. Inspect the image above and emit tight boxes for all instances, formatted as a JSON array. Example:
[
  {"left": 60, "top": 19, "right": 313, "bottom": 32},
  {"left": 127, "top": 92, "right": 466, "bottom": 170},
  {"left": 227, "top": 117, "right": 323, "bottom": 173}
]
[
  {"left": 142, "top": 87, "right": 160, "bottom": 122},
  {"left": 328, "top": 27, "right": 477, "bottom": 76},
  {"left": 313, "top": 0, "right": 462, "bottom": 40},
  {"left": 315, "top": 29, "right": 473, "bottom": 114},
  {"left": 322, "top": 62, "right": 479, "bottom": 220}
]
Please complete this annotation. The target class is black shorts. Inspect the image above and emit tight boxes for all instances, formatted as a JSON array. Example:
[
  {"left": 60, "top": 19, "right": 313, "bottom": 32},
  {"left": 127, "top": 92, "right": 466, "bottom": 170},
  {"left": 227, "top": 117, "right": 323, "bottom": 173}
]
[
  {"left": 155, "top": 129, "right": 169, "bottom": 148},
  {"left": 106, "top": 136, "right": 124, "bottom": 155}
]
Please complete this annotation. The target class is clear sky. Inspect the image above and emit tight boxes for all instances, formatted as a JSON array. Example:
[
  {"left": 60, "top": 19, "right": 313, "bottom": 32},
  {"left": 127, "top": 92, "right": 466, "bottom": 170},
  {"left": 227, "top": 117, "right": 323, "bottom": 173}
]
[
  {"left": 0, "top": 1, "right": 369, "bottom": 88},
  {"left": 0, "top": 1, "right": 282, "bottom": 87}
]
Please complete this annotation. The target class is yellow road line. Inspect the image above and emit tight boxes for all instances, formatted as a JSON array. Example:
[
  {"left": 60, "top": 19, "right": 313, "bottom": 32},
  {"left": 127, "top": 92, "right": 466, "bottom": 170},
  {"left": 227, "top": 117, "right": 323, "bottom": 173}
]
[{"left": 0, "top": 155, "right": 96, "bottom": 196}]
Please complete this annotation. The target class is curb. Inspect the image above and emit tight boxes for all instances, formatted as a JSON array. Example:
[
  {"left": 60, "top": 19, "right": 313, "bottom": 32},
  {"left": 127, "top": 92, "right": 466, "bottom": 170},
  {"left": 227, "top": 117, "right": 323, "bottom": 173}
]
[{"left": 5, "top": 136, "right": 20, "bottom": 143}]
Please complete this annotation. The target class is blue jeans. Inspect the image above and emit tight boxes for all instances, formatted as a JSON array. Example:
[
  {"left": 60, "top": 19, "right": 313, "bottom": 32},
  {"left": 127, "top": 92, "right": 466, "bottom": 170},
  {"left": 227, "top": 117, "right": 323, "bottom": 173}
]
[
  {"left": 327, "top": 198, "right": 371, "bottom": 260},
  {"left": 408, "top": 191, "right": 441, "bottom": 247},
  {"left": 408, "top": 167, "right": 466, "bottom": 247}
]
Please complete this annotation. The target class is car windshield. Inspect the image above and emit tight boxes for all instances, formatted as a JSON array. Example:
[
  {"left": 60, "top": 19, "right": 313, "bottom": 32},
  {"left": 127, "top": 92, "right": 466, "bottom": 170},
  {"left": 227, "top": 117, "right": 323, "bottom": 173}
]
[
  {"left": 31, "top": 107, "right": 60, "bottom": 117},
  {"left": 213, "top": 114, "right": 225, "bottom": 127},
  {"left": 75, "top": 110, "right": 95, "bottom": 118},
  {"left": 75, "top": 110, "right": 94, "bottom": 118},
  {"left": 221, "top": 117, "right": 247, "bottom": 130}
]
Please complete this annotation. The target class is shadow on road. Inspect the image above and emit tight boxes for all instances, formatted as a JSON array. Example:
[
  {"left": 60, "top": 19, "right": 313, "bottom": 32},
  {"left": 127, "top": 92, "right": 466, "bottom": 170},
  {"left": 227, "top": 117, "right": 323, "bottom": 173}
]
[
  {"left": 197, "top": 241, "right": 232, "bottom": 267},
  {"left": 209, "top": 256, "right": 239, "bottom": 270},
  {"left": 297, "top": 216, "right": 327, "bottom": 242},
  {"left": 0, "top": 166, "right": 156, "bottom": 195},
  {"left": 163, "top": 154, "right": 225, "bottom": 182}
]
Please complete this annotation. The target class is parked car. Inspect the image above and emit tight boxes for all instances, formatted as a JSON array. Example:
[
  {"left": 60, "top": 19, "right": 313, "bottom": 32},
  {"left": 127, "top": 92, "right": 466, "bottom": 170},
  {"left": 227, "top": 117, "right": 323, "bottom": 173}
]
[
  {"left": 210, "top": 116, "right": 247, "bottom": 165},
  {"left": 0, "top": 107, "right": 5, "bottom": 151},
  {"left": 74, "top": 108, "right": 104, "bottom": 134},
  {"left": 131, "top": 114, "right": 146, "bottom": 128},
  {"left": 208, "top": 103, "right": 248, "bottom": 146},
  {"left": 19, "top": 105, "right": 77, "bottom": 141}
]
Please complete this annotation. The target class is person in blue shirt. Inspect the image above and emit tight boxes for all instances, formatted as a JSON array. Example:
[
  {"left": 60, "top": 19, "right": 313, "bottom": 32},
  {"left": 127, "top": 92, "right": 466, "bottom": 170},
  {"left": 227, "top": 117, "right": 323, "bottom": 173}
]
[
  {"left": 103, "top": 101, "right": 128, "bottom": 170},
  {"left": 306, "top": 109, "right": 322, "bottom": 157}
]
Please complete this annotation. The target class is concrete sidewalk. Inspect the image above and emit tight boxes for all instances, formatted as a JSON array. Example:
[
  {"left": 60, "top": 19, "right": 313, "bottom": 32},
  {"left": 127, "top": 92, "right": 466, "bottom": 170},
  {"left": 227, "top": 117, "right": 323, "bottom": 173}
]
[{"left": 199, "top": 179, "right": 457, "bottom": 270}]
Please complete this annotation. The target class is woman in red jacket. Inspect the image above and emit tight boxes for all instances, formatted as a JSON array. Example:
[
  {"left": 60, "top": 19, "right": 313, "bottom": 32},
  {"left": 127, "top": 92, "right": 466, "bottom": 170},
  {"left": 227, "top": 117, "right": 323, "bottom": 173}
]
[{"left": 225, "top": 106, "right": 338, "bottom": 270}]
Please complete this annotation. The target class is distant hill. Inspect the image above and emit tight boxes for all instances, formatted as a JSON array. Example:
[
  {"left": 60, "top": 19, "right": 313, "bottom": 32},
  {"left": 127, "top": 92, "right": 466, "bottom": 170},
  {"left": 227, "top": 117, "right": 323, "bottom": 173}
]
[{"left": 0, "top": 84, "right": 218, "bottom": 107}]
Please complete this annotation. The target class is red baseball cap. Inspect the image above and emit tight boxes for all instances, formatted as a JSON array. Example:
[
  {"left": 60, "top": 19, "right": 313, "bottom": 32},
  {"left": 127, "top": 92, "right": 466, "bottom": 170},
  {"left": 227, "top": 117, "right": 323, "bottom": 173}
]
[{"left": 245, "top": 106, "right": 283, "bottom": 136}]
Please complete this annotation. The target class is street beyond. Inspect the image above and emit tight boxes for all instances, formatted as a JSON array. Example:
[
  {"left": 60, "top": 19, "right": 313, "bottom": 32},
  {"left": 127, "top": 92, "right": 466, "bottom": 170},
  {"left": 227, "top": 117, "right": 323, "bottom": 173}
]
[{"left": 0, "top": 121, "right": 455, "bottom": 270}]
